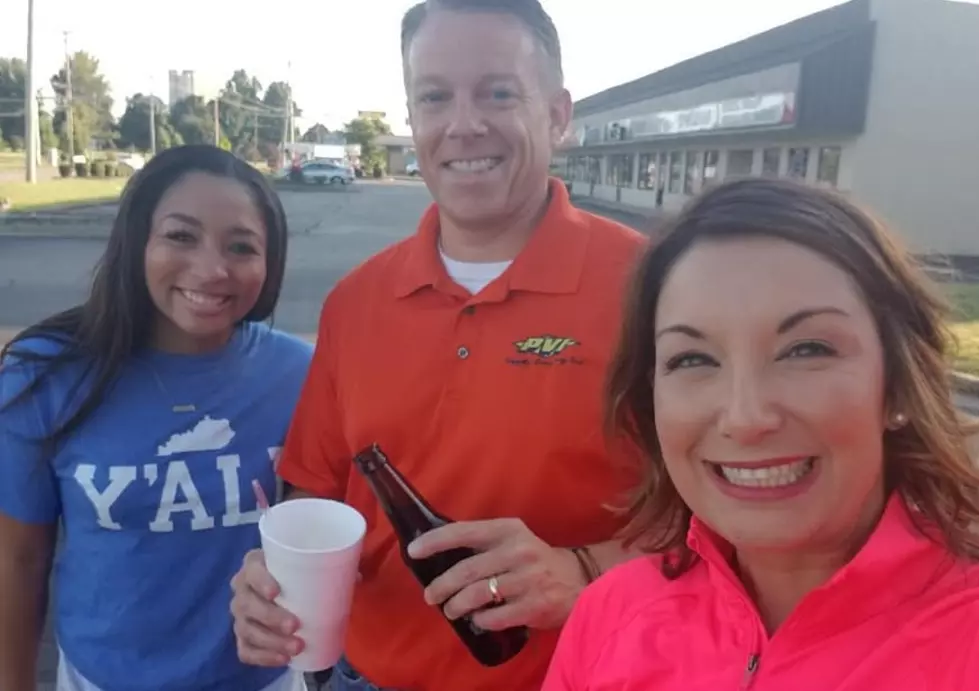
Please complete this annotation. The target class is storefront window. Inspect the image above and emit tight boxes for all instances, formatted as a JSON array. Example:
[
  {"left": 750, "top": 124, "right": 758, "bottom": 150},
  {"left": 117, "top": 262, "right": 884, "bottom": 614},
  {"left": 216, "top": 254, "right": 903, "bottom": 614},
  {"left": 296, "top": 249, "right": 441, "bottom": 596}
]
[
  {"left": 727, "top": 149, "right": 754, "bottom": 178},
  {"left": 588, "top": 157, "right": 601, "bottom": 184},
  {"left": 817, "top": 147, "right": 842, "bottom": 186},
  {"left": 703, "top": 150, "right": 720, "bottom": 186},
  {"left": 788, "top": 148, "right": 810, "bottom": 180},
  {"left": 684, "top": 151, "right": 702, "bottom": 195},
  {"left": 762, "top": 148, "right": 781, "bottom": 177},
  {"left": 638, "top": 154, "right": 659, "bottom": 190},
  {"left": 668, "top": 151, "right": 683, "bottom": 193},
  {"left": 605, "top": 154, "right": 634, "bottom": 188}
]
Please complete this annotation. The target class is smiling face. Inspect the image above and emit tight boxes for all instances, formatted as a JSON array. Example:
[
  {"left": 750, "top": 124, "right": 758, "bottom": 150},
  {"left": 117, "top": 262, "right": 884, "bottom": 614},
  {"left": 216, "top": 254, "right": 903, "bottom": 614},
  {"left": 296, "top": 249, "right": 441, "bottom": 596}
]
[
  {"left": 404, "top": 9, "right": 571, "bottom": 228},
  {"left": 652, "top": 236, "right": 889, "bottom": 552},
  {"left": 144, "top": 171, "right": 268, "bottom": 354}
]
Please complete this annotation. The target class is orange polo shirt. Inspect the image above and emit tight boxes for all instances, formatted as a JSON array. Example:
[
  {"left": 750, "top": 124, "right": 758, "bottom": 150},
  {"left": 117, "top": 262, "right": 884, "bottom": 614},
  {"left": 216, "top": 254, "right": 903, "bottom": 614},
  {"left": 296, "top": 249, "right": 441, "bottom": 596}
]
[{"left": 277, "top": 179, "right": 646, "bottom": 691}]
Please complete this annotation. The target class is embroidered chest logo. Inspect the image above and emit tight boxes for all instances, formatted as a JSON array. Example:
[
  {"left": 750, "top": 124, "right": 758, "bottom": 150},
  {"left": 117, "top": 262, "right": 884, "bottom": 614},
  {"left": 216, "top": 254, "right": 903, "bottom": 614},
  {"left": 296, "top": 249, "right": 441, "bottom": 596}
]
[{"left": 509, "top": 335, "right": 584, "bottom": 366}]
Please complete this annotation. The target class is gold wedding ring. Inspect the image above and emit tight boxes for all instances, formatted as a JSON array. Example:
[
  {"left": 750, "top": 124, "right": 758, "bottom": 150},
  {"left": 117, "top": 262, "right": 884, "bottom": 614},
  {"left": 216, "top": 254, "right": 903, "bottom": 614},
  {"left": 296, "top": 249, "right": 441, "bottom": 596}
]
[{"left": 487, "top": 575, "right": 504, "bottom": 605}]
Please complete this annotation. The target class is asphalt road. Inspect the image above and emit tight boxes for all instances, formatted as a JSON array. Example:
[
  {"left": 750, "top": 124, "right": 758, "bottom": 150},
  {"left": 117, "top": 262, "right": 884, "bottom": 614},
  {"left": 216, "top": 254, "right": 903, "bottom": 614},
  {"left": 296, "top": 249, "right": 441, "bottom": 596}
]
[{"left": 0, "top": 180, "right": 433, "bottom": 337}]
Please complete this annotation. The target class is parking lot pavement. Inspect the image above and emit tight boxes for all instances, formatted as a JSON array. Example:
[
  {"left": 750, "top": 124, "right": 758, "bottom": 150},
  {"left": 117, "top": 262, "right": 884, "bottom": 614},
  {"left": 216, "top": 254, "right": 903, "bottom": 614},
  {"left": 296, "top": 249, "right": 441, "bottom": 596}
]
[{"left": 0, "top": 180, "right": 433, "bottom": 338}]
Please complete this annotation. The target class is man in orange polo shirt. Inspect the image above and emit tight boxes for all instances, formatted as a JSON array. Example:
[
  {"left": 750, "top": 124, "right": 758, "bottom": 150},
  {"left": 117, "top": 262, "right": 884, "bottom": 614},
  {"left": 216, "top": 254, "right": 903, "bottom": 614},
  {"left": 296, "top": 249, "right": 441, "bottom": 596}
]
[{"left": 230, "top": 1, "right": 646, "bottom": 689}]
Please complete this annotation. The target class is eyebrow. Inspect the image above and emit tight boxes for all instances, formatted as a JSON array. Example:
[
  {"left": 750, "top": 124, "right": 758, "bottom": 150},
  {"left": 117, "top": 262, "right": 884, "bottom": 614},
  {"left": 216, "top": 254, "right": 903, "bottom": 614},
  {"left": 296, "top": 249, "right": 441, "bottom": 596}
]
[
  {"left": 161, "top": 213, "right": 261, "bottom": 239},
  {"left": 413, "top": 72, "right": 521, "bottom": 88},
  {"left": 478, "top": 72, "right": 521, "bottom": 84},
  {"left": 411, "top": 75, "right": 449, "bottom": 89},
  {"left": 162, "top": 212, "right": 202, "bottom": 227},
  {"left": 655, "top": 307, "right": 851, "bottom": 341}
]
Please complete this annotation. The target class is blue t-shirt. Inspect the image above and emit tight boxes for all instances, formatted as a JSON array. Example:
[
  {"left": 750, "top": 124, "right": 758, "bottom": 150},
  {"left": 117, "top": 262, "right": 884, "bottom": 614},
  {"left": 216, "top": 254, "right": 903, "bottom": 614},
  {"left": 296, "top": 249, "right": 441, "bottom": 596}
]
[{"left": 0, "top": 322, "right": 313, "bottom": 691}]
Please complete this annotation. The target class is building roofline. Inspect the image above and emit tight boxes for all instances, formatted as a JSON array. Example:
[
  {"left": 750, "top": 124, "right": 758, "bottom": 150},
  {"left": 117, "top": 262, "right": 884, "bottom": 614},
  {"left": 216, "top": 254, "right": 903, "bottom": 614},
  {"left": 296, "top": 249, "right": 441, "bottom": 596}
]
[{"left": 573, "top": 0, "right": 871, "bottom": 117}]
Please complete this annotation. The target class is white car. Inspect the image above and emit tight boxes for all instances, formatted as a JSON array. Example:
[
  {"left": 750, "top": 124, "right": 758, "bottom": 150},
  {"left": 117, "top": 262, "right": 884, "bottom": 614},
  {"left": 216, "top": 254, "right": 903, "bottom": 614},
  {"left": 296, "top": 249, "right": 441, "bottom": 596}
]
[
  {"left": 406, "top": 161, "right": 421, "bottom": 176},
  {"left": 300, "top": 160, "right": 355, "bottom": 185}
]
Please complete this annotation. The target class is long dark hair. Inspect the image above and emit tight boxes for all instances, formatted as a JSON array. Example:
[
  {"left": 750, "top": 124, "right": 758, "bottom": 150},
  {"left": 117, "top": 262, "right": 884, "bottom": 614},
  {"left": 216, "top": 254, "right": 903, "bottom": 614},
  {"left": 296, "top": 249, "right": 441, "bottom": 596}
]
[
  {"left": 606, "top": 177, "right": 979, "bottom": 578},
  {"left": 0, "top": 144, "right": 289, "bottom": 444}
]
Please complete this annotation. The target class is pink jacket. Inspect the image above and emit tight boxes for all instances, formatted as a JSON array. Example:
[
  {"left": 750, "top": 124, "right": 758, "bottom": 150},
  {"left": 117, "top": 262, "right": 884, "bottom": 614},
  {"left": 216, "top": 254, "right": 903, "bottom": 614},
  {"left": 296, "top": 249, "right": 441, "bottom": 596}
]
[{"left": 543, "top": 494, "right": 979, "bottom": 690}]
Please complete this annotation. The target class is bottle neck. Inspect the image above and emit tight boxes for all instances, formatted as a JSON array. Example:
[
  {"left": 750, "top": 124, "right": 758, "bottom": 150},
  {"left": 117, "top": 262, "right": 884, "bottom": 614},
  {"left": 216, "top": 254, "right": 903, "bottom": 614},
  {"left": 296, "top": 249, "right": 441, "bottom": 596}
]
[{"left": 354, "top": 446, "right": 449, "bottom": 540}]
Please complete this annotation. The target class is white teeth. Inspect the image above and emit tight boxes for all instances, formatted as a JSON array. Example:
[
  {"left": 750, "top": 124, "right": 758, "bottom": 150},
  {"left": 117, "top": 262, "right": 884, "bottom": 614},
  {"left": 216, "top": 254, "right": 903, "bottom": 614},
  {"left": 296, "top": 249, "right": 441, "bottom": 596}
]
[
  {"left": 718, "top": 458, "right": 814, "bottom": 488},
  {"left": 180, "top": 289, "right": 226, "bottom": 307},
  {"left": 446, "top": 158, "right": 501, "bottom": 172}
]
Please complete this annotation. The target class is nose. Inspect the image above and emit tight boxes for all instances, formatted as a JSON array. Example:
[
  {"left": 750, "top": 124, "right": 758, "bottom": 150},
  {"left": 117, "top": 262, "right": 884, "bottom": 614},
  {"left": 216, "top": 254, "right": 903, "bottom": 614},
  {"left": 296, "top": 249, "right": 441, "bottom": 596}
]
[
  {"left": 717, "top": 370, "right": 782, "bottom": 444},
  {"left": 445, "top": 95, "right": 488, "bottom": 139},
  {"left": 189, "top": 242, "right": 231, "bottom": 282}
]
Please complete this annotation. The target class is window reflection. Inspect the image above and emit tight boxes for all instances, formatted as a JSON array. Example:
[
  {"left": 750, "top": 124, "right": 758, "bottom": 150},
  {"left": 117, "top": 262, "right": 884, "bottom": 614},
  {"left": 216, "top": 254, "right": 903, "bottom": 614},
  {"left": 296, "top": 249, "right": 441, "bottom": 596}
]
[{"left": 817, "top": 147, "right": 841, "bottom": 186}]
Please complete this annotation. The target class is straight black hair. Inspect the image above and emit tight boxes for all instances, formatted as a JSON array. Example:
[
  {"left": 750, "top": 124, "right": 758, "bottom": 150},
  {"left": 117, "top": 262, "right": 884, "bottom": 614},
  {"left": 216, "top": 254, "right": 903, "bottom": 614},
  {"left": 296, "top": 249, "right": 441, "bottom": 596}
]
[{"left": 0, "top": 144, "right": 289, "bottom": 444}]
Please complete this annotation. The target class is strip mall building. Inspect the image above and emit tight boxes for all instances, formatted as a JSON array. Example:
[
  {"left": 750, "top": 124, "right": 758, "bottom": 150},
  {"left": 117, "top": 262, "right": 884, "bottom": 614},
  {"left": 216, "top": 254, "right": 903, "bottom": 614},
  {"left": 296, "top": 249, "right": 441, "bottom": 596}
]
[{"left": 559, "top": 0, "right": 979, "bottom": 257}]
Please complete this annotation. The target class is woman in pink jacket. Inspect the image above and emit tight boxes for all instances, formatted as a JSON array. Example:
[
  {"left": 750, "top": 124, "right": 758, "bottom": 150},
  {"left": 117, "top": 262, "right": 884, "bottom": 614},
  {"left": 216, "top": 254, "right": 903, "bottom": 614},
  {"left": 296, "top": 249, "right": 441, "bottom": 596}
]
[{"left": 543, "top": 177, "right": 979, "bottom": 690}]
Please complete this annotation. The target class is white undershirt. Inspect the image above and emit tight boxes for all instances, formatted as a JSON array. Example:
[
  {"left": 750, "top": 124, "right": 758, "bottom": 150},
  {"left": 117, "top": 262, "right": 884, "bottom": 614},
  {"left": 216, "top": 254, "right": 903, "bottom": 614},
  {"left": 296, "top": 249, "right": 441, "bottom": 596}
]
[{"left": 439, "top": 249, "right": 513, "bottom": 294}]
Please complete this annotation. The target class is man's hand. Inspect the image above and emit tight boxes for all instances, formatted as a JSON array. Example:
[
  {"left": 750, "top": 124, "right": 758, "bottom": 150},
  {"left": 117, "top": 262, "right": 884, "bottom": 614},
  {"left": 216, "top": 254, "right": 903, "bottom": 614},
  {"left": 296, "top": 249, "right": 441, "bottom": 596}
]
[
  {"left": 229, "top": 549, "right": 305, "bottom": 667},
  {"left": 407, "top": 518, "right": 587, "bottom": 632}
]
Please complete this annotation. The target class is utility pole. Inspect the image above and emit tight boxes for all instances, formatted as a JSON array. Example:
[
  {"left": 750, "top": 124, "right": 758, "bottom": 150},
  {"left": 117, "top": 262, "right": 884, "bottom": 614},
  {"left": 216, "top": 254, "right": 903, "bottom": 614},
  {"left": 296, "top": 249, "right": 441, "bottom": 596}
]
[
  {"left": 148, "top": 75, "right": 156, "bottom": 156},
  {"left": 149, "top": 96, "right": 156, "bottom": 156},
  {"left": 24, "top": 0, "right": 38, "bottom": 182},
  {"left": 63, "top": 31, "right": 75, "bottom": 168},
  {"left": 280, "top": 60, "right": 292, "bottom": 167},
  {"left": 214, "top": 95, "right": 220, "bottom": 147}
]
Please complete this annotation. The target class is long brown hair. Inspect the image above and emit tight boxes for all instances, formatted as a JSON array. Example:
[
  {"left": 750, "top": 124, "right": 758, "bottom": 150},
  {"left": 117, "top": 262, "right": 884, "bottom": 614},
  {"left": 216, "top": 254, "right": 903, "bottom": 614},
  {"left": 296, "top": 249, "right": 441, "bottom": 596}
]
[{"left": 607, "top": 177, "right": 979, "bottom": 578}]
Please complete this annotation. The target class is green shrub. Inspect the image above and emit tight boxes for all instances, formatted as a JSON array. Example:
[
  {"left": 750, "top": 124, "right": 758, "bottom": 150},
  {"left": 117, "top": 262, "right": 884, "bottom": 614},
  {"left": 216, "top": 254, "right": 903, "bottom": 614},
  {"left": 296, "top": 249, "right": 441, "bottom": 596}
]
[
  {"left": 58, "top": 163, "right": 73, "bottom": 178},
  {"left": 75, "top": 162, "right": 89, "bottom": 177},
  {"left": 91, "top": 161, "right": 107, "bottom": 178}
]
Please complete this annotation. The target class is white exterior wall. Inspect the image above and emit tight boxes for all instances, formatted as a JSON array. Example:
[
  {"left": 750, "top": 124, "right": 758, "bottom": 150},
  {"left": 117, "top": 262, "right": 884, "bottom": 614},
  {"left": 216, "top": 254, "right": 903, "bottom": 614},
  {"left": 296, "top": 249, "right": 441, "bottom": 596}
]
[{"left": 846, "top": 0, "right": 979, "bottom": 255}]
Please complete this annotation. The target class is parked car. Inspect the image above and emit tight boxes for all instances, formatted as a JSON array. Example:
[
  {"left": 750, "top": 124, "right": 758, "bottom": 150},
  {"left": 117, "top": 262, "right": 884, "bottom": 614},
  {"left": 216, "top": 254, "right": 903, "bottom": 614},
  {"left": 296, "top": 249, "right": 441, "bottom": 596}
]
[
  {"left": 406, "top": 161, "right": 421, "bottom": 177},
  {"left": 300, "top": 160, "right": 355, "bottom": 185}
]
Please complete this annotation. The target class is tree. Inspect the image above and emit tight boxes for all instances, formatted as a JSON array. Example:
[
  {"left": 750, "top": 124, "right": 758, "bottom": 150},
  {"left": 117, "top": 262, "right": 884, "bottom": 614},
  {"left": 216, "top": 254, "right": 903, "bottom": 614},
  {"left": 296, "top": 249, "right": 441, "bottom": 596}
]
[
  {"left": 260, "top": 81, "right": 301, "bottom": 147},
  {"left": 39, "top": 110, "right": 58, "bottom": 151},
  {"left": 117, "top": 93, "right": 181, "bottom": 152},
  {"left": 301, "top": 123, "right": 332, "bottom": 143},
  {"left": 344, "top": 115, "right": 392, "bottom": 172},
  {"left": 0, "top": 58, "right": 26, "bottom": 149},
  {"left": 50, "top": 51, "right": 114, "bottom": 154},
  {"left": 218, "top": 69, "right": 264, "bottom": 154},
  {"left": 170, "top": 95, "right": 215, "bottom": 146}
]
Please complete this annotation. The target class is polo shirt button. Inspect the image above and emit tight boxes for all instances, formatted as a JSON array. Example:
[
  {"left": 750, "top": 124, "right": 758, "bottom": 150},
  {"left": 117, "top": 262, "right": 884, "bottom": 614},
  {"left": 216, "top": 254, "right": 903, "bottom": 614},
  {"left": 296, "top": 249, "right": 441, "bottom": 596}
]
[
  {"left": 457, "top": 346, "right": 470, "bottom": 359},
  {"left": 462, "top": 306, "right": 476, "bottom": 315}
]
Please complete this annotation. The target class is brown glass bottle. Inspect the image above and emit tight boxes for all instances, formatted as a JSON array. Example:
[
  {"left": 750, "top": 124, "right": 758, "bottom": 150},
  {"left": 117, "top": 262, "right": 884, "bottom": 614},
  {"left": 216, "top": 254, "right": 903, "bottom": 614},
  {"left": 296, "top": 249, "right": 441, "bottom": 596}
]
[{"left": 352, "top": 443, "right": 528, "bottom": 667}]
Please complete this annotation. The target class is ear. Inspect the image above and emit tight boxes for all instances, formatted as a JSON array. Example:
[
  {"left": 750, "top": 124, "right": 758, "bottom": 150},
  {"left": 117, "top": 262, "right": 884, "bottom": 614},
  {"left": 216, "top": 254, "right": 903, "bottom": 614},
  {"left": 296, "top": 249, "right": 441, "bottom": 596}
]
[{"left": 548, "top": 88, "right": 574, "bottom": 150}]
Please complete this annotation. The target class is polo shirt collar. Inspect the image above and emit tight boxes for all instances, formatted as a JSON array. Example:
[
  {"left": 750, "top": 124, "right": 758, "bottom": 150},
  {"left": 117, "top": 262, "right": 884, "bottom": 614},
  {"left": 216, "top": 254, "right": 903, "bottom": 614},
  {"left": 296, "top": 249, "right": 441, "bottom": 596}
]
[
  {"left": 393, "top": 177, "right": 591, "bottom": 299},
  {"left": 686, "top": 493, "right": 960, "bottom": 631}
]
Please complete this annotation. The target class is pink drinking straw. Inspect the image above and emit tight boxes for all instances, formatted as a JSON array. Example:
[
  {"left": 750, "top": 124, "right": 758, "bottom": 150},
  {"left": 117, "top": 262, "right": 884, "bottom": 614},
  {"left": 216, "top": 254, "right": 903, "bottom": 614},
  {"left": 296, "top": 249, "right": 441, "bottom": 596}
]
[{"left": 252, "top": 479, "right": 271, "bottom": 514}]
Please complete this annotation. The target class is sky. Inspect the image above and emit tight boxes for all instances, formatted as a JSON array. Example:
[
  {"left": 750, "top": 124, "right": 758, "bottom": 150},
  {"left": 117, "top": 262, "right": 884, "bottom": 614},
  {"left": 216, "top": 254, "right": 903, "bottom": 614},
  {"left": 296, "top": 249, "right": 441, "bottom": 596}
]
[{"left": 1, "top": 0, "right": 852, "bottom": 135}]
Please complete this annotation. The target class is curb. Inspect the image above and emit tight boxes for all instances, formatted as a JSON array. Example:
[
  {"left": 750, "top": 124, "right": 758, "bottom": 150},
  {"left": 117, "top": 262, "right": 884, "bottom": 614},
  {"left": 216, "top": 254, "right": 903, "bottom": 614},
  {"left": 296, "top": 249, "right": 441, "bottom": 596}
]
[
  {"left": 0, "top": 226, "right": 110, "bottom": 240},
  {"left": 0, "top": 200, "right": 119, "bottom": 219},
  {"left": 950, "top": 371, "right": 979, "bottom": 396}
]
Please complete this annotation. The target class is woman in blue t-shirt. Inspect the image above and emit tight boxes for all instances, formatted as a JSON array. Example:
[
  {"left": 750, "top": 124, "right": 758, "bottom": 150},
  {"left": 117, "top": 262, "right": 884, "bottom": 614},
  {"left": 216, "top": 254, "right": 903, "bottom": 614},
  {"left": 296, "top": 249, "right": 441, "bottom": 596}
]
[{"left": 0, "top": 145, "right": 313, "bottom": 691}]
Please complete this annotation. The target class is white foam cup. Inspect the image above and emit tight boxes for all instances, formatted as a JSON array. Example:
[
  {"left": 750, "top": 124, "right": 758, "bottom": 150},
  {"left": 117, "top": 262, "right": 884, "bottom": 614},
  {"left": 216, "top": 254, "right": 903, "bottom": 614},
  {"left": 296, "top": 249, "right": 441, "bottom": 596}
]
[{"left": 258, "top": 498, "right": 367, "bottom": 672}]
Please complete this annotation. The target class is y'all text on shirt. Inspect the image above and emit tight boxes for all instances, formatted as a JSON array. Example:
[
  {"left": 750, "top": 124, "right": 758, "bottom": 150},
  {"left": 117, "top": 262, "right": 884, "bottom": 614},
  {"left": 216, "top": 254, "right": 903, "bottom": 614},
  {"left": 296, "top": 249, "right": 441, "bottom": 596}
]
[{"left": 72, "top": 448, "right": 281, "bottom": 531}]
